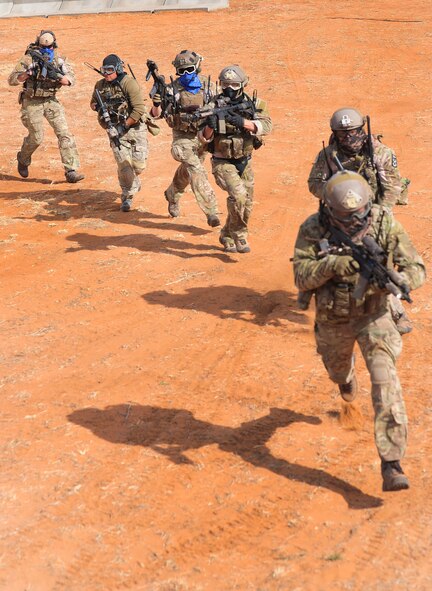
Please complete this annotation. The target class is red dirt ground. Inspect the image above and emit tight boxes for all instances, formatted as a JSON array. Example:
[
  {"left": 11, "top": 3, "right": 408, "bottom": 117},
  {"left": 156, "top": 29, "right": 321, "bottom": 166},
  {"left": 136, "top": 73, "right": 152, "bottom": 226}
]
[{"left": 1, "top": 2, "right": 431, "bottom": 590}]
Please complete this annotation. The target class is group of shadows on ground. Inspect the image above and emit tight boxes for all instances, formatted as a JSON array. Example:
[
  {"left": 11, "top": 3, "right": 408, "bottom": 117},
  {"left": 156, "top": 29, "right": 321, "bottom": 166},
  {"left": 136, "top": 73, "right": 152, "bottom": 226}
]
[
  {"left": 1, "top": 181, "right": 310, "bottom": 325},
  {"left": 68, "top": 405, "right": 383, "bottom": 509},
  {"left": 2, "top": 182, "right": 241, "bottom": 263}
]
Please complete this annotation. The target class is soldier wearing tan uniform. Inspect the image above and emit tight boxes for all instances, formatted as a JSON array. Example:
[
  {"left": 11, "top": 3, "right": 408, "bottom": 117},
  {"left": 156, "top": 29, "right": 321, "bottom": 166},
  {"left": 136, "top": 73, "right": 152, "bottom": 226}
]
[
  {"left": 200, "top": 65, "right": 272, "bottom": 253},
  {"left": 293, "top": 172, "right": 425, "bottom": 491},
  {"left": 8, "top": 30, "right": 84, "bottom": 183},
  {"left": 91, "top": 54, "right": 152, "bottom": 212},
  {"left": 307, "top": 108, "right": 412, "bottom": 333},
  {"left": 149, "top": 50, "right": 220, "bottom": 227}
]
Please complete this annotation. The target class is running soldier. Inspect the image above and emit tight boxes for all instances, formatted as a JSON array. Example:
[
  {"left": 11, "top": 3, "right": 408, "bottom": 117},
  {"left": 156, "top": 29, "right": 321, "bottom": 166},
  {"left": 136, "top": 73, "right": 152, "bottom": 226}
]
[
  {"left": 8, "top": 30, "right": 84, "bottom": 183},
  {"left": 148, "top": 50, "right": 220, "bottom": 226},
  {"left": 293, "top": 171, "right": 425, "bottom": 491},
  {"left": 199, "top": 65, "right": 272, "bottom": 253},
  {"left": 90, "top": 54, "right": 152, "bottom": 212}
]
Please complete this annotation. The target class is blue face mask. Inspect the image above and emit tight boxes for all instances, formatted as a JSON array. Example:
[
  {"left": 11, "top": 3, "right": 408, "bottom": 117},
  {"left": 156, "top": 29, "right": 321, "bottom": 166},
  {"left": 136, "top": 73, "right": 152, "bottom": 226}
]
[
  {"left": 39, "top": 47, "right": 54, "bottom": 62},
  {"left": 178, "top": 72, "right": 202, "bottom": 94}
]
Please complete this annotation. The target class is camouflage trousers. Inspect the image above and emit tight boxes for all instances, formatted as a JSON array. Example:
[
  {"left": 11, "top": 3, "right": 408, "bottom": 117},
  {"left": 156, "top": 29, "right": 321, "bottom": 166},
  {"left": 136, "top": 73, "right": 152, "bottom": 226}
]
[
  {"left": 165, "top": 136, "right": 218, "bottom": 217},
  {"left": 314, "top": 310, "right": 407, "bottom": 461},
  {"left": 212, "top": 158, "right": 254, "bottom": 242},
  {"left": 111, "top": 122, "right": 148, "bottom": 200},
  {"left": 19, "top": 96, "right": 80, "bottom": 171}
]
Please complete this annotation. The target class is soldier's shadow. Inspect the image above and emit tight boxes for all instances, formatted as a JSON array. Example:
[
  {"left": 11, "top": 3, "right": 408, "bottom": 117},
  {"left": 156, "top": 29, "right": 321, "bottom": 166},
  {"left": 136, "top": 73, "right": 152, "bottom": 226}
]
[
  {"left": 0, "top": 187, "right": 213, "bottom": 236},
  {"left": 0, "top": 173, "right": 64, "bottom": 185},
  {"left": 143, "top": 286, "right": 308, "bottom": 326},
  {"left": 68, "top": 404, "right": 382, "bottom": 510},
  {"left": 65, "top": 231, "right": 236, "bottom": 263}
]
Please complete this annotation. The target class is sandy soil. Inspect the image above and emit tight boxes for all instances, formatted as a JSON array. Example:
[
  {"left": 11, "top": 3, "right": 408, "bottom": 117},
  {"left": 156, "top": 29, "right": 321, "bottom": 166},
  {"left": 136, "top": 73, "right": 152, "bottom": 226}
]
[{"left": 1, "top": 1, "right": 431, "bottom": 589}]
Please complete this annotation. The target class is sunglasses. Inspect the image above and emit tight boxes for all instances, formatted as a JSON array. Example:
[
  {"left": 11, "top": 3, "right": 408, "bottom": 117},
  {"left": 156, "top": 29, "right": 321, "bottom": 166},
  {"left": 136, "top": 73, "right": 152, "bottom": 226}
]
[
  {"left": 101, "top": 65, "right": 116, "bottom": 75},
  {"left": 177, "top": 65, "right": 196, "bottom": 75},
  {"left": 221, "top": 81, "right": 242, "bottom": 90}
]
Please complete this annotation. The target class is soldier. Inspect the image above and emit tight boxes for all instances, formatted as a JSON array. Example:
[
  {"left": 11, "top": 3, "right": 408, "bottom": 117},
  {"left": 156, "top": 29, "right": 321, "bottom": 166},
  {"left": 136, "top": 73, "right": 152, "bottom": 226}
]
[
  {"left": 293, "top": 171, "right": 425, "bottom": 491},
  {"left": 308, "top": 107, "right": 410, "bottom": 207},
  {"left": 148, "top": 50, "right": 220, "bottom": 227},
  {"left": 90, "top": 54, "right": 151, "bottom": 212},
  {"left": 8, "top": 30, "right": 84, "bottom": 183},
  {"left": 199, "top": 65, "right": 272, "bottom": 253},
  {"left": 307, "top": 107, "right": 412, "bottom": 333}
]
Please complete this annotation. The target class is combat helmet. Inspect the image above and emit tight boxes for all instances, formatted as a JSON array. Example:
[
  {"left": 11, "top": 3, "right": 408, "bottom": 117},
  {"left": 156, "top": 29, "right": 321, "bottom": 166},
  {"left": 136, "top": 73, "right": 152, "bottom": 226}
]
[
  {"left": 218, "top": 65, "right": 248, "bottom": 87},
  {"left": 324, "top": 171, "right": 372, "bottom": 223},
  {"left": 172, "top": 50, "right": 202, "bottom": 73},
  {"left": 36, "top": 30, "right": 57, "bottom": 48},
  {"left": 101, "top": 54, "right": 124, "bottom": 75},
  {"left": 330, "top": 107, "right": 365, "bottom": 131}
]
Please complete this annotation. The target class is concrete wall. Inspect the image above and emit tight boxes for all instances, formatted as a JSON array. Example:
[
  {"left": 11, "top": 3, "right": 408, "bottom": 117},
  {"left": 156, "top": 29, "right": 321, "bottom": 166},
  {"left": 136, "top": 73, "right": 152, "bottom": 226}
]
[{"left": 0, "top": 0, "right": 228, "bottom": 18}]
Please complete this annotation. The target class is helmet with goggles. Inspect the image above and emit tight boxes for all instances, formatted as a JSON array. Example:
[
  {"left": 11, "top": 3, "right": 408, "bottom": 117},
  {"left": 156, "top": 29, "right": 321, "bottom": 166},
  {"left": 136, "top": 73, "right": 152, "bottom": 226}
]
[
  {"left": 218, "top": 65, "right": 248, "bottom": 89},
  {"left": 323, "top": 171, "right": 372, "bottom": 225},
  {"left": 101, "top": 54, "right": 124, "bottom": 76},
  {"left": 330, "top": 107, "right": 365, "bottom": 132},
  {"left": 172, "top": 50, "right": 202, "bottom": 75}
]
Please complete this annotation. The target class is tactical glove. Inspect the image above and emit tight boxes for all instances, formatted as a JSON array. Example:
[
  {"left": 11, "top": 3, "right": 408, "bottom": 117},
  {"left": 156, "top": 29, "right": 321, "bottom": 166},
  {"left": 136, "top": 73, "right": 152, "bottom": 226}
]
[
  {"left": 116, "top": 124, "right": 128, "bottom": 138},
  {"left": 206, "top": 115, "right": 218, "bottom": 130},
  {"left": 332, "top": 255, "right": 360, "bottom": 277},
  {"left": 225, "top": 113, "right": 244, "bottom": 129}
]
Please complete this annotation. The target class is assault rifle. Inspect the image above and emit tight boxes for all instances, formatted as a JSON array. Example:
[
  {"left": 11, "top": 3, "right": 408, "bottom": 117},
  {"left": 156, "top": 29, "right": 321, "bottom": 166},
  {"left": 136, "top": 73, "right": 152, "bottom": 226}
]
[
  {"left": 366, "top": 115, "right": 384, "bottom": 198},
  {"left": 95, "top": 89, "right": 121, "bottom": 149},
  {"left": 181, "top": 93, "right": 262, "bottom": 134},
  {"left": 329, "top": 225, "right": 412, "bottom": 303},
  {"left": 26, "top": 48, "right": 64, "bottom": 81},
  {"left": 145, "top": 59, "right": 174, "bottom": 116}
]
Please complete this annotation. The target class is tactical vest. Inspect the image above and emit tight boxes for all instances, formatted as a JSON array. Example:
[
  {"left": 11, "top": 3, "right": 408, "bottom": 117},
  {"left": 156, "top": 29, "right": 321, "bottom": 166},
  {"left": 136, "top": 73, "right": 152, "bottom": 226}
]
[
  {"left": 96, "top": 80, "right": 130, "bottom": 129},
  {"left": 23, "top": 45, "right": 62, "bottom": 98},
  {"left": 330, "top": 140, "right": 381, "bottom": 200},
  {"left": 166, "top": 75, "right": 208, "bottom": 133},
  {"left": 212, "top": 95, "right": 263, "bottom": 160}
]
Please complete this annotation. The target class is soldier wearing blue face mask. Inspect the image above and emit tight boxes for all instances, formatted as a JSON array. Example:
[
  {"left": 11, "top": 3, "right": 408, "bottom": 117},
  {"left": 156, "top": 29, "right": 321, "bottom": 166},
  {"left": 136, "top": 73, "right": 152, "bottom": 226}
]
[
  {"left": 8, "top": 30, "right": 84, "bottom": 183},
  {"left": 149, "top": 50, "right": 220, "bottom": 227}
]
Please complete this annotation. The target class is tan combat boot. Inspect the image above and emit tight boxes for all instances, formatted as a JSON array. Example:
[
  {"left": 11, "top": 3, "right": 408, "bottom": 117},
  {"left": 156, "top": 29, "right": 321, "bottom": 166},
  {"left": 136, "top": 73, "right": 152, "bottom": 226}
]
[
  {"left": 164, "top": 191, "right": 180, "bottom": 217},
  {"left": 338, "top": 373, "right": 358, "bottom": 402},
  {"left": 381, "top": 460, "right": 409, "bottom": 491},
  {"left": 234, "top": 237, "right": 251, "bottom": 254},
  {"left": 17, "top": 152, "right": 29, "bottom": 178},
  {"left": 65, "top": 170, "right": 85, "bottom": 183},
  {"left": 207, "top": 214, "right": 221, "bottom": 227}
]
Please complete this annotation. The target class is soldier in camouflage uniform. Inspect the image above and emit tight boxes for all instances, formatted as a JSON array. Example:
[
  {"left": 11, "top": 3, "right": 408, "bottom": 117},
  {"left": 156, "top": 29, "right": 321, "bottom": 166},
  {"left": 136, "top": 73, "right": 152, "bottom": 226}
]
[
  {"left": 307, "top": 107, "right": 412, "bottom": 333},
  {"left": 8, "top": 30, "right": 84, "bottom": 183},
  {"left": 293, "top": 171, "right": 425, "bottom": 491},
  {"left": 149, "top": 50, "right": 220, "bottom": 226},
  {"left": 308, "top": 107, "right": 409, "bottom": 207},
  {"left": 91, "top": 54, "right": 152, "bottom": 212},
  {"left": 199, "top": 65, "right": 272, "bottom": 253}
]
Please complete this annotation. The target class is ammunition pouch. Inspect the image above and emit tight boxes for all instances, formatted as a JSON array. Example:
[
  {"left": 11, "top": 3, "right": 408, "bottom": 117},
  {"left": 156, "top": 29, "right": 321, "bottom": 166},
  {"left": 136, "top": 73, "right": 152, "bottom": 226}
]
[
  {"left": 315, "top": 281, "right": 388, "bottom": 322},
  {"left": 213, "top": 134, "right": 253, "bottom": 160}
]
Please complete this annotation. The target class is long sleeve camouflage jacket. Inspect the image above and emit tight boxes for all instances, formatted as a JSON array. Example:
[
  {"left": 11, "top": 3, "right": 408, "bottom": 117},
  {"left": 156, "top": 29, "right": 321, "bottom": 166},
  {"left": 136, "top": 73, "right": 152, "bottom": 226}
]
[
  {"left": 293, "top": 205, "right": 425, "bottom": 324},
  {"left": 308, "top": 136, "right": 404, "bottom": 209}
]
